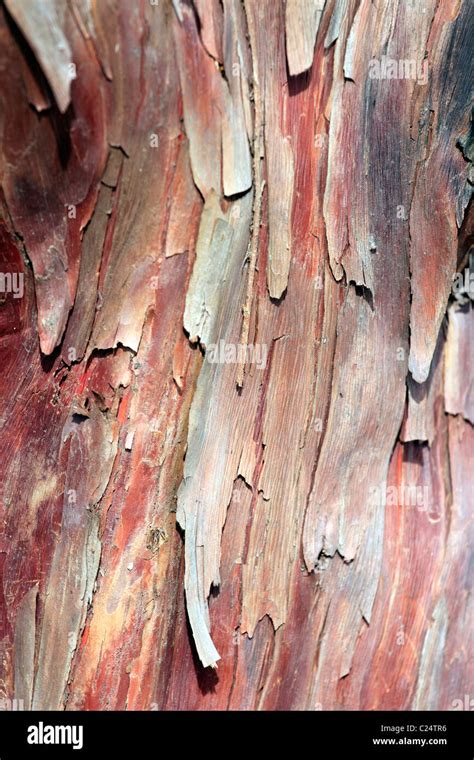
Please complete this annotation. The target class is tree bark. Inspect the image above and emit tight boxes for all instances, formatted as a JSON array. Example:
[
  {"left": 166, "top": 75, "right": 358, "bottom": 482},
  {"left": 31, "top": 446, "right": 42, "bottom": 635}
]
[{"left": 0, "top": 0, "right": 472, "bottom": 711}]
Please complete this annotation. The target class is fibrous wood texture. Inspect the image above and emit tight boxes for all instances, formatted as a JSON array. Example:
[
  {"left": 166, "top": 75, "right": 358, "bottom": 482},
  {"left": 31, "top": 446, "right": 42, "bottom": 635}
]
[{"left": 0, "top": 0, "right": 472, "bottom": 710}]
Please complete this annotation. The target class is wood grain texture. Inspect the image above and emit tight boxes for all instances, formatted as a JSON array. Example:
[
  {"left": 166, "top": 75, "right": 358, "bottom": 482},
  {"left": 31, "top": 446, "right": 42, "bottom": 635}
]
[{"left": 0, "top": 0, "right": 472, "bottom": 711}]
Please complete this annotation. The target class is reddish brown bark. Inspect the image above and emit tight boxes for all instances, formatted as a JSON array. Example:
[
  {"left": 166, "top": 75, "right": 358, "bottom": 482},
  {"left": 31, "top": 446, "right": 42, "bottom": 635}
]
[{"left": 0, "top": 0, "right": 472, "bottom": 711}]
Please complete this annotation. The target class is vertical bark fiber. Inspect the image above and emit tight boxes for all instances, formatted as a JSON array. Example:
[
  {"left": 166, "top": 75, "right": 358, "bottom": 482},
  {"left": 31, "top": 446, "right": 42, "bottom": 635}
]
[{"left": 0, "top": 0, "right": 472, "bottom": 710}]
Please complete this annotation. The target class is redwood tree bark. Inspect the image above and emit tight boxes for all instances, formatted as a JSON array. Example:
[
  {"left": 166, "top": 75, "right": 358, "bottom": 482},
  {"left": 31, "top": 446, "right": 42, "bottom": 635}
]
[{"left": 0, "top": 0, "right": 472, "bottom": 711}]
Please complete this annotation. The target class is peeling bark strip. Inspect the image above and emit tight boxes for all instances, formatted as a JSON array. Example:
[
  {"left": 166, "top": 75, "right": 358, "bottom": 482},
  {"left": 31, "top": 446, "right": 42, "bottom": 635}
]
[
  {"left": 285, "top": 0, "right": 325, "bottom": 77},
  {"left": 236, "top": 20, "right": 264, "bottom": 389},
  {"left": 0, "top": 0, "right": 472, "bottom": 709},
  {"left": 4, "top": 0, "right": 75, "bottom": 113}
]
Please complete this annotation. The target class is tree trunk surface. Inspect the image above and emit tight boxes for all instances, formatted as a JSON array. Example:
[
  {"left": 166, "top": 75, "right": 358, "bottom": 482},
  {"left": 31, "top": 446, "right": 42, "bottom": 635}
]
[{"left": 0, "top": 0, "right": 472, "bottom": 711}]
